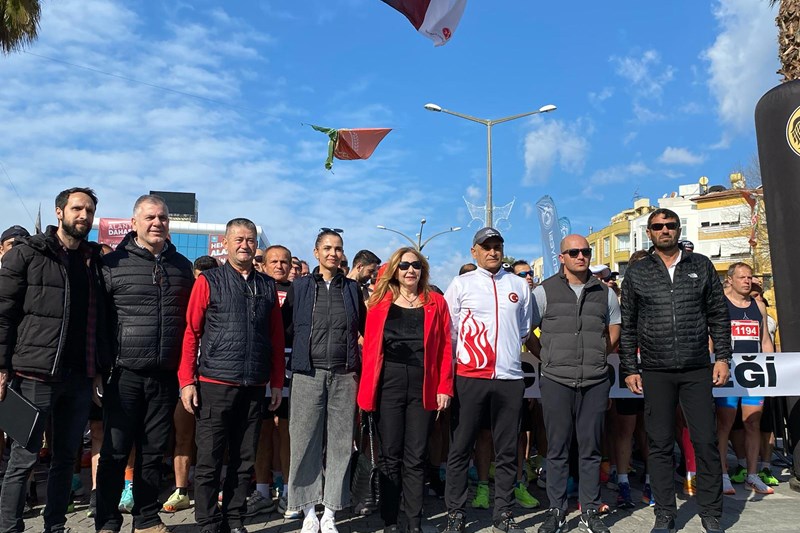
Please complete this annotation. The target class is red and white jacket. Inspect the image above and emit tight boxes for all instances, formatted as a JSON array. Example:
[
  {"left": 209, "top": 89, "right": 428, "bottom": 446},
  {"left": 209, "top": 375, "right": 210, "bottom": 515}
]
[{"left": 444, "top": 267, "right": 533, "bottom": 379}]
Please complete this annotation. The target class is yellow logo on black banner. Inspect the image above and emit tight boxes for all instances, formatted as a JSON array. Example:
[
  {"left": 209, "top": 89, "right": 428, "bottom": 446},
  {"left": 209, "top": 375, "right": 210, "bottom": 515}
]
[{"left": 787, "top": 105, "right": 800, "bottom": 156}]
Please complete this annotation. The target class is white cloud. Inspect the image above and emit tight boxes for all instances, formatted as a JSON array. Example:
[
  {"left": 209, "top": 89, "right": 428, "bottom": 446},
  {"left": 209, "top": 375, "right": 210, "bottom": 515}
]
[
  {"left": 610, "top": 50, "right": 675, "bottom": 101},
  {"left": 522, "top": 201, "right": 535, "bottom": 219},
  {"left": 581, "top": 162, "right": 650, "bottom": 200},
  {"left": 523, "top": 118, "right": 592, "bottom": 185},
  {"left": 658, "top": 147, "right": 707, "bottom": 165},
  {"left": 703, "top": 0, "right": 780, "bottom": 132},
  {"left": 622, "top": 131, "right": 638, "bottom": 146},
  {"left": 588, "top": 87, "right": 614, "bottom": 109},
  {"left": 465, "top": 185, "right": 481, "bottom": 200},
  {"left": 0, "top": 0, "right": 442, "bottom": 273}
]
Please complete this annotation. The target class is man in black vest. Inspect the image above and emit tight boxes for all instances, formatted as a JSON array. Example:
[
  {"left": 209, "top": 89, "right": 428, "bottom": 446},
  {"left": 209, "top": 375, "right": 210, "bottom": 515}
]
[
  {"left": 620, "top": 209, "right": 731, "bottom": 533},
  {"left": 179, "top": 218, "right": 285, "bottom": 533},
  {"left": 94, "top": 194, "right": 194, "bottom": 533},
  {"left": 530, "top": 234, "right": 620, "bottom": 533},
  {"left": 0, "top": 187, "right": 108, "bottom": 533}
]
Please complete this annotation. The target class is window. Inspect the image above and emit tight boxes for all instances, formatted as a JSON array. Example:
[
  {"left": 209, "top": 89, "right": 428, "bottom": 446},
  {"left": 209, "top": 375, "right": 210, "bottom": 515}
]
[
  {"left": 640, "top": 227, "right": 653, "bottom": 250},
  {"left": 618, "top": 262, "right": 629, "bottom": 277},
  {"left": 616, "top": 234, "right": 630, "bottom": 252},
  {"left": 603, "top": 237, "right": 610, "bottom": 257}
]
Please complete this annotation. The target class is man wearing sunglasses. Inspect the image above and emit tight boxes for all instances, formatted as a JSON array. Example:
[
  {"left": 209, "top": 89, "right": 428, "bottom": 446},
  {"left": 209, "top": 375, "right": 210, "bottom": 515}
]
[
  {"left": 532, "top": 235, "right": 620, "bottom": 533},
  {"left": 619, "top": 209, "right": 731, "bottom": 533},
  {"left": 512, "top": 260, "right": 536, "bottom": 290},
  {"left": 443, "top": 227, "right": 533, "bottom": 533}
]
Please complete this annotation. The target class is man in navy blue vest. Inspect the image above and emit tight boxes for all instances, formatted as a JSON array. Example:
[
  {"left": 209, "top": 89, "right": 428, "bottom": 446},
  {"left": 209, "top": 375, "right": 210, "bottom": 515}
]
[{"left": 178, "top": 218, "right": 285, "bottom": 533}]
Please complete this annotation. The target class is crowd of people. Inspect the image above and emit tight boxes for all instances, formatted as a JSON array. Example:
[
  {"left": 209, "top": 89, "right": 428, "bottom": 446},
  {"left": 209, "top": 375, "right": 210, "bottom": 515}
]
[{"left": 0, "top": 188, "right": 797, "bottom": 533}]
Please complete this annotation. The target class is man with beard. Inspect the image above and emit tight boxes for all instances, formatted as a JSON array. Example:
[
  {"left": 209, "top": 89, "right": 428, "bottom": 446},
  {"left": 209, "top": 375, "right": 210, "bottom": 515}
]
[
  {"left": 346, "top": 250, "right": 380, "bottom": 301},
  {"left": 620, "top": 209, "right": 731, "bottom": 533},
  {"left": 0, "top": 187, "right": 109, "bottom": 533},
  {"left": 94, "top": 195, "right": 194, "bottom": 533}
]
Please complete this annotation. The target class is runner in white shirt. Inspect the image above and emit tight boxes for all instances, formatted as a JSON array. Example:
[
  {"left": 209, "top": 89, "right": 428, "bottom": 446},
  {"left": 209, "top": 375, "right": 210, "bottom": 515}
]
[{"left": 442, "top": 227, "right": 533, "bottom": 533}]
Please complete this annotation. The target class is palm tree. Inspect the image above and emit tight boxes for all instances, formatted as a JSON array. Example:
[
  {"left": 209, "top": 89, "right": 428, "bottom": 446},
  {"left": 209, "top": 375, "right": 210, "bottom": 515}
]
[
  {"left": 1, "top": 0, "right": 41, "bottom": 54},
  {"left": 771, "top": 0, "right": 800, "bottom": 80}
]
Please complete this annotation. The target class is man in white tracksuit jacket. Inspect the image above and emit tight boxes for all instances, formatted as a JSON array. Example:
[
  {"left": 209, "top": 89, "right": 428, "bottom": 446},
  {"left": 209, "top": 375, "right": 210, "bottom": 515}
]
[{"left": 442, "top": 227, "right": 533, "bottom": 533}]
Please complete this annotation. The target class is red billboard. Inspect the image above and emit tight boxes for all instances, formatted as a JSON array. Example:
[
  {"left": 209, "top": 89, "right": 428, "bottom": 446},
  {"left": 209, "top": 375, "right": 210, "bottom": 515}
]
[
  {"left": 208, "top": 234, "right": 227, "bottom": 263},
  {"left": 98, "top": 218, "right": 132, "bottom": 249}
]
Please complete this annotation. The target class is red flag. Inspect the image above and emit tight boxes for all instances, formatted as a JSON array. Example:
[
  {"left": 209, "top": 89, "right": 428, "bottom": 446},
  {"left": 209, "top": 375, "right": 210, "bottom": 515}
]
[
  {"left": 334, "top": 128, "right": 392, "bottom": 161},
  {"left": 381, "top": 0, "right": 467, "bottom": 46}
]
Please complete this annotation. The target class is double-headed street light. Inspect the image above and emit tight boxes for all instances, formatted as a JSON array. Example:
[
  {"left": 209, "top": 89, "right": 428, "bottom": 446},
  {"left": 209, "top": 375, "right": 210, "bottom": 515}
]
[
  {"left": 376, "top": 218, "right": 461, "bottom": 252},
  {"left": 424, "top": 102, "right": 557, "bottom": 227}
]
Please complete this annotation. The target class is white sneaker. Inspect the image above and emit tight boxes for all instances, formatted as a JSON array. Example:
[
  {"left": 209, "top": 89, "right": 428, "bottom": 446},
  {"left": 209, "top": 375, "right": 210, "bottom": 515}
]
[
  {"left": 301, "top": 514, "right": 320, "bottom": 533},
  {"left": 320, "top": 517, "right": 338, "bottom": 533},
  {"left": 722, "top": 475, "right": 736, "bottom": 495}
]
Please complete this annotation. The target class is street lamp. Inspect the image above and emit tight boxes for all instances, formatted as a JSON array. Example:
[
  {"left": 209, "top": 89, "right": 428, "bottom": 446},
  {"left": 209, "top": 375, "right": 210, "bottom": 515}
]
[
  {"left": 424, "top": 102, "right": 557, "bottom": 227},
  {"left": 376, "top": 218, "right": 461, "bottom": 251}
]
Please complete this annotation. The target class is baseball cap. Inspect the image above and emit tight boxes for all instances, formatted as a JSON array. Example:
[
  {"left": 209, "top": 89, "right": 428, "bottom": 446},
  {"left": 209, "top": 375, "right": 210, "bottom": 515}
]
[
  {"left": 589, "top": 264, "right": 618, "bottom": 280},
  {"left": 1, "top": 225, "right": 30, "bottom": 244},
  {"left": 680, "top": 240, "right": 695, "bottom": 251},
  {"left": 472, "top": 227, "right": 504, "bottom": 246}
]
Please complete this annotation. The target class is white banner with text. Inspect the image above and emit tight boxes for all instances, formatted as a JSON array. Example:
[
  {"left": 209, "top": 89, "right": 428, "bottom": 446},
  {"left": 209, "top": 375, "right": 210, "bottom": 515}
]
[{"left": 521, "top": 352, "right": 796, "bottom": 399}]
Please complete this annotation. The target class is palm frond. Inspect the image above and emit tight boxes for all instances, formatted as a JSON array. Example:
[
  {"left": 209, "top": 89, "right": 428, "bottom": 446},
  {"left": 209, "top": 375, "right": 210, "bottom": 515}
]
[{"left": 1, "top": 0, "right": 42, "bottom": 55}]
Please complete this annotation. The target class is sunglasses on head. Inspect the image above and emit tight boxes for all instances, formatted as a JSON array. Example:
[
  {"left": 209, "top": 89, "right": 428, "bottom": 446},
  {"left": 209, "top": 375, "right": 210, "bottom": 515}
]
[
  {"left": 398, "top": 261, "right": 423, "bottom": 271},
  {"left": 562, "top": 248, "right": 592, "bottom": 258},
  {"left": 516, "top": 270, "right": 533, "bottom": 278},
  {"left": 648, "top": 222, "right": 679, "bottom": 231},
  {"left": 319, "top": 227, "right": 344, "bottom": 234}
]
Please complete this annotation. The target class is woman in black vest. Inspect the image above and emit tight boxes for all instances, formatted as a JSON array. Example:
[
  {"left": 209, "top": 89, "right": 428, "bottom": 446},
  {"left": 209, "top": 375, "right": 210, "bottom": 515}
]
[{"left": 285, "top": 229, "right": 366, "bottom": 533}]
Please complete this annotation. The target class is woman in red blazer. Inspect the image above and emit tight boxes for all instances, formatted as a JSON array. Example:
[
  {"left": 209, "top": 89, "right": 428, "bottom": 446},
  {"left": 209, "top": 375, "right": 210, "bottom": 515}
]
[{"left": 357, "top": 247, "right": 454, "bottom": 533}]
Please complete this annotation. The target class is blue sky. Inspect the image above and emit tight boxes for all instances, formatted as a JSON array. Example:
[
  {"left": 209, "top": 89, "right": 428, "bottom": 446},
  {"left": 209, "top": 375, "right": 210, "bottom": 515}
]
[{"left": 0, "top": 0, "right": 780, "bottom": 285}]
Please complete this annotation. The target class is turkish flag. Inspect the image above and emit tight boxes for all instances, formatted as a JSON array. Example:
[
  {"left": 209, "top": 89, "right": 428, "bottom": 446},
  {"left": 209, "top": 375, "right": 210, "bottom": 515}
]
[{"left": 333, "top": 128, "right": 392, "bottom": 162}]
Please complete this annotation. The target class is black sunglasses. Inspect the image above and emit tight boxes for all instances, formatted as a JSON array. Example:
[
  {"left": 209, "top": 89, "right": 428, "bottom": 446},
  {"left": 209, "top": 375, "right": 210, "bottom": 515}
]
[
  {"left": 253, "top": 255, "right": 264, "bottom": 263},
  {"left": 398, "top": 261, "right": 423, "bottom": 271},
  {"left": 649, "top": 222, "right": 679, "bottom": 231},
  {"left": 516, "top": 270, "right": 533, "bottom": 278},
  {"left": 562, "top": 248, "right": 592, "bottom": 258},
  {"left": 320, "top": 227, "right": 344, "bottom": 234}
]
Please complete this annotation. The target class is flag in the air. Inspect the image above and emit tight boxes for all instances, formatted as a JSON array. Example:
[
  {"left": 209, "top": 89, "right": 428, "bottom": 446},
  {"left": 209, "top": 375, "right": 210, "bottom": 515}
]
[
  {"left": 310, "top": 125, "right": 392, "bottom": 170},
  {"left": 381, "top": 0, "right": 467, "bottom": 46}
]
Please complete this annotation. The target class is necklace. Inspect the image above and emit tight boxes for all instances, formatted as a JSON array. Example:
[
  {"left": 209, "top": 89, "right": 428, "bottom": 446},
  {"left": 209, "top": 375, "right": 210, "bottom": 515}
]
[{"left": 399, "top": 291, "right": 419, "bottom": 307}]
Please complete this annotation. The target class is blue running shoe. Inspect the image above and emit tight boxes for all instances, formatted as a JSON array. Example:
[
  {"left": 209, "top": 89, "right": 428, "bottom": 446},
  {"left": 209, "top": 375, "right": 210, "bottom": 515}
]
[{"left": 616, "top": 482, "right": 634, "bottom": 508}]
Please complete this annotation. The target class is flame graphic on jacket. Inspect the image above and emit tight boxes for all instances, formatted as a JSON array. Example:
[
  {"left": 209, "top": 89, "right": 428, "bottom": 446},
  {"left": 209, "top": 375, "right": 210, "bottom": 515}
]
[{"left": 459, "top": 309, "right": 495, "bottom": 369}]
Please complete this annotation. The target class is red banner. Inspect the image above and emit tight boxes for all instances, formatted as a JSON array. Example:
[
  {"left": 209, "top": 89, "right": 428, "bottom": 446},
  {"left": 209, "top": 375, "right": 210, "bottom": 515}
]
[
  {"left": 208, "top": 234, "right": 227, "bottom": 263},
  {"left": 98, "top": 218, "right": 132, "bottom": 249},
  {"left": 334, "top": 128, "right": 392, "bottom": 161}
]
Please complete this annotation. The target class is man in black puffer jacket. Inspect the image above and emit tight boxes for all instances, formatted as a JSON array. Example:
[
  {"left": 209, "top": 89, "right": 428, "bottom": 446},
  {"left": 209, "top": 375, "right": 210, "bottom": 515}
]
[
  {"left": 0, "top": 187, "right": 109, "bottom": 533},
  {"left": 95, "top": 195, "right": 194, "bottom": 533},
  {"left": 620, "top": 208, "right": 731, "bottom": 533}
]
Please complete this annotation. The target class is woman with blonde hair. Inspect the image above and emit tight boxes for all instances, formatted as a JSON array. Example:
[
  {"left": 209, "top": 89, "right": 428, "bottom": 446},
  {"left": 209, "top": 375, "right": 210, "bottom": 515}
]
[{"left": 357, "top": 247, "right": 454, "bottom": 533}]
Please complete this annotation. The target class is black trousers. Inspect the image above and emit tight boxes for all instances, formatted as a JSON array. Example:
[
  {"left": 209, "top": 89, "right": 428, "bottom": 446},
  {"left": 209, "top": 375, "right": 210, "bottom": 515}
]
[
  {"left": 0, "top": 372, "right": 91, "bottom": 533},
  {"left": 445, "top": 376, "right": 524, "bottom": 522},
  {"left": 539, "top": 376, "right": 609, "bottom": 513},
  {"left": 785, "top": 397, "right": 800, "bottom": 479},
  {"left": 376, "top": 362, "right": 433, "bottom": 528},
  {"left": 95, "top": 368, "right": 177, "bottom": 531},
  {"left": 194, "top": 382, "right": 264, "bottom": 531},
  {"left": 642, "top": 366, "right": 722, "bottom": 519}
]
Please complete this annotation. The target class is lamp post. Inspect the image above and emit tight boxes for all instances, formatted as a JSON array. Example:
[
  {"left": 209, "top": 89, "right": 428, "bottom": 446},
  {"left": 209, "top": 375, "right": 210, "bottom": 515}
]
[
  {"left": 424, "top": 102, "right": 556, "bottom": 227},
  {"left": 376, "top": 218, "right": 461, "bottom": 252}
]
